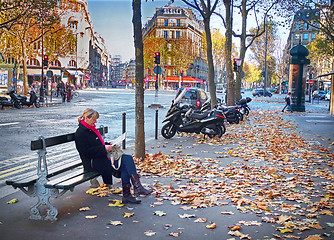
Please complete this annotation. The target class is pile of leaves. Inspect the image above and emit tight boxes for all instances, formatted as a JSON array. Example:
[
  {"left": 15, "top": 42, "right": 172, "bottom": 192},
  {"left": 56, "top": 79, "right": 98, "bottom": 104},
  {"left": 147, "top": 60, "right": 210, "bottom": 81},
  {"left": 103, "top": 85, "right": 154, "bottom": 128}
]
[{"left": 133, "top": 110, "right": 334, "bottom": 238}]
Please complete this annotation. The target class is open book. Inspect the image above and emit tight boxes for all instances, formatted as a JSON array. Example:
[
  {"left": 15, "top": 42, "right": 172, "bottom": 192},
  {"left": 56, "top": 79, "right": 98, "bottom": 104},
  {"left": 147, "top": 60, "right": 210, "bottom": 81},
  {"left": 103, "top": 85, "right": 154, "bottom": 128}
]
[{"left": 111, "top": 132, "right": 127, "bottom": 146}]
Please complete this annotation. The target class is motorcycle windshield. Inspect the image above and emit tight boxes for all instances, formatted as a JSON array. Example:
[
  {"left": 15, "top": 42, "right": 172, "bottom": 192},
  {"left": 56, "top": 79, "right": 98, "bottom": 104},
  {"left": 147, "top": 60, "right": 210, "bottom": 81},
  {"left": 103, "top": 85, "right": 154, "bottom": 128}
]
[{"left": 174, "top": 88, "right": 197, "bottom": 104}]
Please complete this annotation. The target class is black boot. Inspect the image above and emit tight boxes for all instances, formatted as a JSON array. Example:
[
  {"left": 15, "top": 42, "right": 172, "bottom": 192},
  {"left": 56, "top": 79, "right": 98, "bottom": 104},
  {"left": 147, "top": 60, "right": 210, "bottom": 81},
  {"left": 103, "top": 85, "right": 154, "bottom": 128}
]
[
  {"left": 131, "top": 174, "right": 153, "bottom": 197},
  {"left": 122, "top": 183, "right": 141, "bottom": 204}
]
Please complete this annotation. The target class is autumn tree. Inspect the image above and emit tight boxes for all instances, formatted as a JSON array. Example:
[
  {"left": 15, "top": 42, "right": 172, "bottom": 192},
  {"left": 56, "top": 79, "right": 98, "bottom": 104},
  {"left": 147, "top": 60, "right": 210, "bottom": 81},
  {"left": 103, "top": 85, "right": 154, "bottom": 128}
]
[
  {"left": 0, "top": 0, "right": 72, "bottom": 93},
  {"left": 181, "top": 0, "right": 220, "bottom": 109}
]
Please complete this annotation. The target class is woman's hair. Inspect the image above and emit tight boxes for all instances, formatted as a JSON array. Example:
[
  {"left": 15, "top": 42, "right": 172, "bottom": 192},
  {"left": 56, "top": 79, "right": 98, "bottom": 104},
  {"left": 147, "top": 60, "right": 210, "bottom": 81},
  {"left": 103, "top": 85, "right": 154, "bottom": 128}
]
[{"left": 78, "top": 108, "right": 99, "bottom": 122}]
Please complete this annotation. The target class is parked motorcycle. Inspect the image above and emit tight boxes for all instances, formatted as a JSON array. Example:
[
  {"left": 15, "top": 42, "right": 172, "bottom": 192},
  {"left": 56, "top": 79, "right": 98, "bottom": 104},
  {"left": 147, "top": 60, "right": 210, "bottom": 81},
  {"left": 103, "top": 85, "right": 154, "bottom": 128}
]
[
  {"left": 161, "top": 101, "right": 226, "bottom": 139},
  {"left": 200, "top": 98, "right": 243, "bottom": 124},
  {"left": 236, "top": 97, "right": 252, "bottom": 116},
  {"left": 0, "top": 96, "right": 15, "bottom": 108},
  {"left": 8, "top": 87, "right": 40, "bottom": 108}
]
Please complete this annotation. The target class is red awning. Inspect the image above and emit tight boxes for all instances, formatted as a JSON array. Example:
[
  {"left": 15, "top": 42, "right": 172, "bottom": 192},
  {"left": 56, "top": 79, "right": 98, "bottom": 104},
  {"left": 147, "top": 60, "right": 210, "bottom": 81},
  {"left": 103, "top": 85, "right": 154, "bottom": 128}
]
[
  {"left": 84, "top": 75, "right": 91, "bottom": 80},
  {"left": 146, "top": 76, "right": 202, "bottom": 83}
]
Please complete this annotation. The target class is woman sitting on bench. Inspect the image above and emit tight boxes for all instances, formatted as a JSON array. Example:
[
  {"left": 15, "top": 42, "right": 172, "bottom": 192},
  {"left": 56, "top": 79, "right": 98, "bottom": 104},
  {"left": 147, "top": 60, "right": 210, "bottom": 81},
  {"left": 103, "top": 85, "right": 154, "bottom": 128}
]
[{"left": 75, "top": 108, "right": 152, "bottom": 204}]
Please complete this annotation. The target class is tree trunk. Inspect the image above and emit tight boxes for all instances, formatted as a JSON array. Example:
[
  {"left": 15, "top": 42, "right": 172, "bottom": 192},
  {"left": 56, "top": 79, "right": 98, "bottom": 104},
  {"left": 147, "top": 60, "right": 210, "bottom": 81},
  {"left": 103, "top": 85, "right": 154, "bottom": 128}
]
[
  {"left": 132, "top": 0, "right": 145, "bottom": 159},
  {"left": 235, "top": 0, "right": 247, "bottom": 102},
  {"left": 224, "top": 0, "right": 235, "bottom": 106},
  {"left": 203, "top": 18, "right": 216, "bottom": 109},
  {"left": 21, "top": 39, "right": 28, "bottom": 93}
]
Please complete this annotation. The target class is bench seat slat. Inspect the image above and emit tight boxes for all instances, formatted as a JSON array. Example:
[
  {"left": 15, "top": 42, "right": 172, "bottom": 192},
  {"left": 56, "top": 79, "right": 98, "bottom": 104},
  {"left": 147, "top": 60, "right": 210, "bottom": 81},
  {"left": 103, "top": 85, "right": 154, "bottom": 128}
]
[
  {"left": 45, "top": 171, "right": 100, "bottom": 190},
  {"left": 45, "top": 169, "right": 85, "bottom": 187},
  {"left": 6, "top": 159, "right": 82, "bottom": 188}
]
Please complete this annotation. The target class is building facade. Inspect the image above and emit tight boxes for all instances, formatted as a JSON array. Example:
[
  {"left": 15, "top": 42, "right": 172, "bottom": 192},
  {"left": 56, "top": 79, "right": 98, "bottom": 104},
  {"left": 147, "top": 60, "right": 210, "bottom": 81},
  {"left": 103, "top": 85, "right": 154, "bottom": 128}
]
[{"left": 142, "top": 3, "right": 207, "bottom": 89}]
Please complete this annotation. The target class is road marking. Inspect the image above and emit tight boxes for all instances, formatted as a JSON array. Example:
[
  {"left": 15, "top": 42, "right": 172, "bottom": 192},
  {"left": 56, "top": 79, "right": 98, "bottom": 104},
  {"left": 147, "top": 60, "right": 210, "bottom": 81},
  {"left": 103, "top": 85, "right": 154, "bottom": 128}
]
[
  {"left": 0, "top": 122, "right": 19, "bottom": 127},
  {"left": 306, "top": 120, "right": 334, "bottom": 123}
]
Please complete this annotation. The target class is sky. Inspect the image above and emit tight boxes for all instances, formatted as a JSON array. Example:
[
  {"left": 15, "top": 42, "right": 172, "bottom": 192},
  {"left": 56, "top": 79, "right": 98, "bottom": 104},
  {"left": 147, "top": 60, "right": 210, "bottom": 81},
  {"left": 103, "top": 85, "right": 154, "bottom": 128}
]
[{"left": 87, "top": 0, "right": 290, "bottom": 62}]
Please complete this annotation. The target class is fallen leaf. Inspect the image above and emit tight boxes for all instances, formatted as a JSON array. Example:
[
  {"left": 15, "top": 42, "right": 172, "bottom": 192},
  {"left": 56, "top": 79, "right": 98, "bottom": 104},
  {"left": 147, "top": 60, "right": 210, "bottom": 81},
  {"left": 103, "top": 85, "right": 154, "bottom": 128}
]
[
  {"left": 164, "top": 224, "right": 172, "bottom": 230},
  {"left": 194, "top": 218, "right": 207, "bottom": 223},
  {"left": 304, "top": 236, "right": 324, "bottom": 240},
  {"left": 228, "top": 225, "right": 242, "bottom": 231},
  {"left": 320, "top": 210, "right": 333, "bottom": 216},
  {"left": 6, "top": 199, "right": 18, "bottom": 204},
  {"left": 206, "top": 223, "right": 216, "bottom": 229},
  {"left": 169, "top": 232, "right": 181, "bottom": 237},
  {"left": 154, "top": 211, "right": 166, "bottom": 216},
  {"left": 85, "top": 215, "right": 97, "bottom": 219},
  {"left": 109, "top": 220, "right": 123, "bottom": 226},
  {"left": 108, "top": 200, "right": 124, "bottom": 207},
  {"left": 221, "top": 211, "right": 234, "bottom": 215},
  {"left": 144, "top": 230, "right": 156, "bottom": 236},
  {"left": 123, "top": 212, "right": 134, "bottom": 218},
  {"left": 79, "top": 207, "right": 90, "bottom": 211},
  {"left": 178, "top": 213, "right": 196, "bottom": 218}
]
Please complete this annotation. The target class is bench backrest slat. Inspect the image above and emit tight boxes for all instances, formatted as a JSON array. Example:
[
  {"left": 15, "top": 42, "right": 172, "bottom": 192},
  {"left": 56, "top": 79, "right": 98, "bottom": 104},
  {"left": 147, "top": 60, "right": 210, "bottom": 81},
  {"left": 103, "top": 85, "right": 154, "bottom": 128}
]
[{"left": 31, "top": 126, "right": 108, "bottom": 150}]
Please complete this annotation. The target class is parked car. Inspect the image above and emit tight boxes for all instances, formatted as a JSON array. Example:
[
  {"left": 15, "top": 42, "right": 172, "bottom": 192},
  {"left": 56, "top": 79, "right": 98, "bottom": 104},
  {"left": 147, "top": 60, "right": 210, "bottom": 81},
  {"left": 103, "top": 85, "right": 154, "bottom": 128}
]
[
  {"left": 325, "top": 92, "right": 330, "bottom": 101},
  {"left": 174, "top": 88, "right": 208, "bottom": 109},
  {"left": 252, "top": 89, "right": 272, "bottom": 97},
  {"left": 312, "top": 90, "right": 326, "bottom": 100}
]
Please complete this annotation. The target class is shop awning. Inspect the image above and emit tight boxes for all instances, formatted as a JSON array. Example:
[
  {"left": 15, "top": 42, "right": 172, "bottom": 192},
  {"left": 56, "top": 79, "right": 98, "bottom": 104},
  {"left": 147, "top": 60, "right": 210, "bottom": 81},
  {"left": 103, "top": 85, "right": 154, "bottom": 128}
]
[
  {"left": 66, "top": 70, "right": 85, "bottom": 76},
  {"left": 146, "top": 76, "right": 203, "bottom": 83}
]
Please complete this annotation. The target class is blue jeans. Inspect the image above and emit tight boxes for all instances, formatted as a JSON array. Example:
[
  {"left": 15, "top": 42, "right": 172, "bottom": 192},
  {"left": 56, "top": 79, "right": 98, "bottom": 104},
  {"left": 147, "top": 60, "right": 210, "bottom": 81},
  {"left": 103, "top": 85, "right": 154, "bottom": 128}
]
[
  {"left": 113, "top": 154, "right": 137, "bottom": 184},
  {"left": 282, "top": 103, "right": 292, "bottom": 112}
]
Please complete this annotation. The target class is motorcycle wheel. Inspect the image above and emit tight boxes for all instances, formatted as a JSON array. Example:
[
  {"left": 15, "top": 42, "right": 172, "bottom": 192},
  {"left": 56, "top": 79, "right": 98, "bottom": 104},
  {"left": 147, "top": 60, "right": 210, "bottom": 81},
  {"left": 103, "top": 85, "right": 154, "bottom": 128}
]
[
  {"left": 161, "top": 122, "right": 176, "bottom": 139},
  {"left": 34, "top": 100, "right": 40, "bottom": 108},
  {"left": 13, "top": 100, "right": 21, "bottom": 109},
  {"left": 244, "top": 108, "right": 249, "bottom": 116},
  {"left": 236, "top": 111, "right": 243, "bottom": 121},
  {"left": 207, "top": 125, "right": 224, "bottom": 138}
]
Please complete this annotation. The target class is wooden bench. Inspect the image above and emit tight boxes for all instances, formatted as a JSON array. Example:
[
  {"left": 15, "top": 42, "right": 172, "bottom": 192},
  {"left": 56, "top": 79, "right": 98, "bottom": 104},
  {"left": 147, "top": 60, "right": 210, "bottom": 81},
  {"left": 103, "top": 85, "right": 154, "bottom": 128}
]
[{"left": 6, "top": 126, "right": 108, "bottom": 221}]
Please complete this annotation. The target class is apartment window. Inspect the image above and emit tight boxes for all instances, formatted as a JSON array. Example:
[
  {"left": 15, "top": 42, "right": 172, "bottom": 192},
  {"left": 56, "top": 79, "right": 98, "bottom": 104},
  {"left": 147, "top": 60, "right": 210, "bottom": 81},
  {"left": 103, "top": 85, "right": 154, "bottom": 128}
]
[
  {"left": 164, "top": 19, "right": 168, "bottom": 26},
  {"left": 176, "top": 31, "right": 180, "bottom": 39},
  {"left": 295, "top": 23, "right": 300, "bottom": 30},
  {"left": 295, "top": 34, "right": 300, "bottom": 40},
  {"left": 304, "top": 23, "right": 308, "bottom": 30},
  {"left": 68, "top": 60, "right": 76, "bottom": 67},
  {"left": 303, "top": 33, "right": 308, "bottom": 40},
  {"left": 177, "top": 19, "right": 180, "bottom": 26},
  {"left": 163, "top": 31, "right": 168, "bottom": 39},
  {"left": 311, "top": 33, "right": 315, "bottom": 40}
]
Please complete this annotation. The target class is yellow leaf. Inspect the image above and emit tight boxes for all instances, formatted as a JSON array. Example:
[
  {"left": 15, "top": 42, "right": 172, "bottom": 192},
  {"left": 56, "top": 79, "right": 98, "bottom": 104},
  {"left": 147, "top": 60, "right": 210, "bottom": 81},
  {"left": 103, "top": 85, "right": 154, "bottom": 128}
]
[
  {"left": 85, "top": 215, "right": 97, "bottom": 219},
  {"left": 108, "top": 200, "right": 124, "bottom": 207},
  {"left": 169, "top": 232, "right": 181, "bottom": 237},
  {"left": 123, "top": 212, "right": 134, "bottom": 218},
  {"left": 319, "top": 210, "right": 333, "bottom": 216},
  {"left": 194, "top": 218, "right": 207, "bottom": 223},
  {"left": 6, "top": 198, "right": 18, "bottom": 204}
]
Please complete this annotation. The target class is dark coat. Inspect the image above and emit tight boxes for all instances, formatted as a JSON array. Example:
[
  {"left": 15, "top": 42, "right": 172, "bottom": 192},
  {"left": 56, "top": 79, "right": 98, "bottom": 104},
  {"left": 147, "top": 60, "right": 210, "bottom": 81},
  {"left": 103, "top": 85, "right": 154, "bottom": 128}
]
[{"left": 75, "top": 122, "right": 117, "bottom": 184}]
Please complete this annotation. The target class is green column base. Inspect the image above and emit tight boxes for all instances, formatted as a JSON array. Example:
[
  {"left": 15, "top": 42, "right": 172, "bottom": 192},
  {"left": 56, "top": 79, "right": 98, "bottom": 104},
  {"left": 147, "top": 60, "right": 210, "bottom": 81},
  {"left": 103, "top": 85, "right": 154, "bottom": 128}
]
[{"left": 291, "top": 105, "right": 305, "bottom": 112}]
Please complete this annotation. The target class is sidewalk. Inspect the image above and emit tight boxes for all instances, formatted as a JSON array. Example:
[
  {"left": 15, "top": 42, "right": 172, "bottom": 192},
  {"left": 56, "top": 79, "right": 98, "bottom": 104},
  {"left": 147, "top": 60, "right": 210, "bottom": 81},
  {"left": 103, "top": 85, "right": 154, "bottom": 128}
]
[{"left": 0, "top": 99, "right": 333, "bottom": 240}]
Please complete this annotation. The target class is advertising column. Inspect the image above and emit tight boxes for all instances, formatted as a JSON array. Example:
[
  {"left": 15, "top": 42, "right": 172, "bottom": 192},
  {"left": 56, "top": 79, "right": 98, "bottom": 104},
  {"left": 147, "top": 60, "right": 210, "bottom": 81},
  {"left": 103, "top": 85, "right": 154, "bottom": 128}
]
[{"left": 289, "top": 45, "right": 310, "bottom": 112}]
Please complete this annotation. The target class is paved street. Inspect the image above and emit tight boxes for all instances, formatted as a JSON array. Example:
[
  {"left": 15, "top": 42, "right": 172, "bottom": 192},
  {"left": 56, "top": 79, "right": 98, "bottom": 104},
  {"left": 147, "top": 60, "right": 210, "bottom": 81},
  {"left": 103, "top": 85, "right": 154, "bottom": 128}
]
[{"left": 0, "top": 89, "right": 333, "bottom": 240}]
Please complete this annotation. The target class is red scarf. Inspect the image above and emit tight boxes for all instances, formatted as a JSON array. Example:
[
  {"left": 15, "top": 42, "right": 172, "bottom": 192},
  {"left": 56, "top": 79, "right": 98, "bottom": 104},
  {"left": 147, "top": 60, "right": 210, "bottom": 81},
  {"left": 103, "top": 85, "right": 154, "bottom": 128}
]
[{"left": 80, "top": 120, "right": 105, "bottom": 145}]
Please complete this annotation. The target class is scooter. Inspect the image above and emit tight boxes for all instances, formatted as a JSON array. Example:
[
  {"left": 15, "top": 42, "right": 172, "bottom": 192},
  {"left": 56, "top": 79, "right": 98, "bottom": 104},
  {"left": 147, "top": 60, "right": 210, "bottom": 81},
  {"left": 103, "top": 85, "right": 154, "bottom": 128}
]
[
  {"left": 161, "top": 101, "right": 226, "bottom": 139},
  {"left": 8, "top": 87, "right": 40, "bottom": 108},
  {"left": 199, "top": 98, "right": 243, "bottom": 124},
  {"left": 0, "top": 96, "right": 16, "bottom": 109},
  {"left": 236, "top": 97, "right": 251, "bottom": 116}
]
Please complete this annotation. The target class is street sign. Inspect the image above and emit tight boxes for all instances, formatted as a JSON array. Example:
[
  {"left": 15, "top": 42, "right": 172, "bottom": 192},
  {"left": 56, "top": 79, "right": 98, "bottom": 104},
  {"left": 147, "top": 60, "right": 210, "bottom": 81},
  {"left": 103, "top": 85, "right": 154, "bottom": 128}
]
[
  {"left": 75, "top": 71, "right": 78, "bottom": 76},
  {"left": 46, "top": 70, "right": 53, "bottom": 78},
  {"left": 154, "top": 66, "right": 162, "bottom": 74},
  {"left": 309, "top": 79, "right": 313, "bottom": 85}
]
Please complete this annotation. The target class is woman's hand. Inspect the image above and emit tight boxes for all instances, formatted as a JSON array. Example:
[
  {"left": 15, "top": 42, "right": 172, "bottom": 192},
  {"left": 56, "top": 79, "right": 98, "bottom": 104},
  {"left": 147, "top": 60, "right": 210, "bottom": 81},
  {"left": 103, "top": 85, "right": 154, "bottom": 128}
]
[{"left": 105, "top": 144, "right": 114, "bottom": 151}]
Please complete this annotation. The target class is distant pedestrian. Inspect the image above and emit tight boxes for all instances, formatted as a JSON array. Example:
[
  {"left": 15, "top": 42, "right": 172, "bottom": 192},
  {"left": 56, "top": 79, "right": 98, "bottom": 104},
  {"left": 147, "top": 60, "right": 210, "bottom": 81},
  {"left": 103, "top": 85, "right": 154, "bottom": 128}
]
[
  {"left": 282, "top": 92, "right": 292, "bottom": 113},
  {"left": 59, "top": 81, "right": 66, "bottom": 102},
  {"left": 66, "top": 82, "right": 71, "bottom": 102}
]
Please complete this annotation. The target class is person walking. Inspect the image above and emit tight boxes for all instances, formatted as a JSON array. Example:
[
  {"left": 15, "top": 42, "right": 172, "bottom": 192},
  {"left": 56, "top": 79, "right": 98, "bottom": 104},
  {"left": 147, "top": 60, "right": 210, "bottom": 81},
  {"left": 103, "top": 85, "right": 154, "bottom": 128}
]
[
  {"left": 74, "top": 108, "right": 152, "bottom": 204},
  {"left": 282, "top": 92, "right": 293, "bottom": 112}
]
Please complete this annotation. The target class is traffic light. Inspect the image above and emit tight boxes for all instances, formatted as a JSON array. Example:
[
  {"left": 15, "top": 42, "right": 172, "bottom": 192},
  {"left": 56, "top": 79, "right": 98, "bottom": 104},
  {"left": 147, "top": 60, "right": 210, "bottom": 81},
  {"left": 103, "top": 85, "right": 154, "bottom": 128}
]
[
  {"left": 261, "top": 71, "right": 265, "bottom": 77},
  {"left": 309, "top": 72, "right": 313, "bottom": 79},
  {"left": 233, "top": 58, "right": 238, "bottom": 72},
  {"left": 180, "top": 70, "right": 183, "bottom": 76},
  {"left": 154, "top": 52, "right": 160, "bottom": 64},
  {"left": 42, "top": 55, "right": 48, "bottom": 67}
]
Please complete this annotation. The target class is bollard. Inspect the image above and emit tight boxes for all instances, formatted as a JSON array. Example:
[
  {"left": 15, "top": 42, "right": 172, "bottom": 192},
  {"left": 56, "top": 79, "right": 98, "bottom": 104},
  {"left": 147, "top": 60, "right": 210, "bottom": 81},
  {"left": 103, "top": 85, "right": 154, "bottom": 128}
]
[
  {"left": 155, "top": 109, "right": 158, "bottom": 139},
  {"left": 122, "top": 112, "right": 126, "bottom": 149}
]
